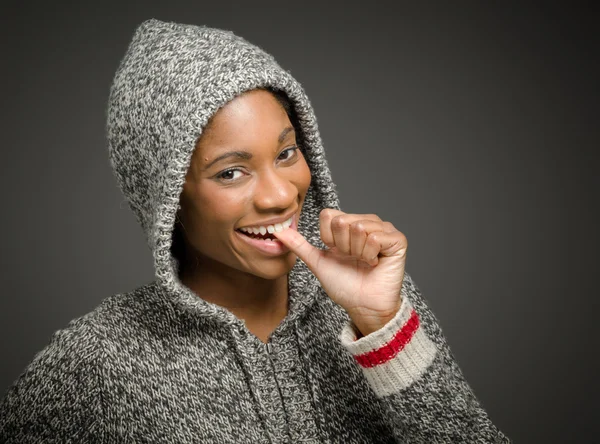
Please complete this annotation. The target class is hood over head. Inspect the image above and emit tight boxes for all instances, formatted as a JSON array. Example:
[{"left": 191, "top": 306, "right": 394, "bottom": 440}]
[{"left": 106, "top": 19, "right": 340, "bottom": 332}]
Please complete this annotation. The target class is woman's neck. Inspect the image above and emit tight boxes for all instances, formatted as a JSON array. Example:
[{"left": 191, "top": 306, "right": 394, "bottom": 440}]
[{"left": 178, "top": 256, "right": 289, "bottom": 342}]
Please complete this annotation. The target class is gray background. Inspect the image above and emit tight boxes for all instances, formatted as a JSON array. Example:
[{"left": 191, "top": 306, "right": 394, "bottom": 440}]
[{"left": 1, "top": 2, "right": 598, "bottom": 443}]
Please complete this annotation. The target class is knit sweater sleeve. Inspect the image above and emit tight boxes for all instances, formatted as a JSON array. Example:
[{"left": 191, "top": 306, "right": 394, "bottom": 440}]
[
  {"left": 0, "top": 318, "right": 106, "bottom": 443},
  {"left": 339, "top": 275, "right": 512, "bottom": 443}
]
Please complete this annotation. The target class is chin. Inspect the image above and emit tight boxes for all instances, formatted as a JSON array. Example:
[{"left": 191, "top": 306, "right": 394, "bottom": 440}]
[{"left": 246, "top": 255, "right": 297, "bottom": 280}]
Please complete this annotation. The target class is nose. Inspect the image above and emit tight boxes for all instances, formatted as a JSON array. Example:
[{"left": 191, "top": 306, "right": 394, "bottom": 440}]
[{"left": 253, "top": 167, "right": 298, "bottom": 211}]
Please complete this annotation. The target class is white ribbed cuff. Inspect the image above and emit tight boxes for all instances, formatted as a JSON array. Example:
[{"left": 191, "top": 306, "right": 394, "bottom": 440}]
[{"left": 339, "top": 295, "right": 438, "bottom": 397}]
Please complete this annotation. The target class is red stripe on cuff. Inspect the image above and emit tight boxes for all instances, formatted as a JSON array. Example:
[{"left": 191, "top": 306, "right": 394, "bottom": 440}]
[{"left": 354, "top": 309, "right": 421, "bottom": 368}]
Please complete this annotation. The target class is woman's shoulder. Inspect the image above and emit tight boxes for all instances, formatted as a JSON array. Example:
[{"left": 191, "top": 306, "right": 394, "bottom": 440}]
[
  {"left": 3, "top": 282, "right": 161, "bottom": 388},
  {"left": 0, "top": 282, "right": 163, "bottom": 440},
  {"left": 40, "top": 280, "right": 161, "bottom": 350},
  {"left": 0, "top": 306, "right": 105, "bottom": 440}
]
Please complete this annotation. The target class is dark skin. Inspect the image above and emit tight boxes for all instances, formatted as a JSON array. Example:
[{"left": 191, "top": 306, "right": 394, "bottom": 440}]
[{"left": 176, "top": 89, "right": 312, "bottom": 343}]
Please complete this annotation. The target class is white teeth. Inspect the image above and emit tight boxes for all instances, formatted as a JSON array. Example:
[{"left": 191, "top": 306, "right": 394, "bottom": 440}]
[{"left": 240, "top": 216, "right": 294, "bottom": 235}]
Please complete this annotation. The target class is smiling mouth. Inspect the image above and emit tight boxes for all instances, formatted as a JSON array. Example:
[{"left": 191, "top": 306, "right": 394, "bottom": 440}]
[{"left": 235, "top": 214, "right": 295, "bottom": 241}]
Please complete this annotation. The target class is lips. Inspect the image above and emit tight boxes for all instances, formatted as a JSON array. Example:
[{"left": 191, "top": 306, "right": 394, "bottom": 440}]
[{"left": 234, "top": 213, "right": 297, "bottom": 256}]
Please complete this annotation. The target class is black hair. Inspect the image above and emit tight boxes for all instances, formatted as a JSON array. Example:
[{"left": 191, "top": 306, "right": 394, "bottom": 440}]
[
  {"left": 170, "top": 88, "right": 301, "bottom": 270},
  {"left": 268, "top": 88, "right": 301, "bottom": 136}
]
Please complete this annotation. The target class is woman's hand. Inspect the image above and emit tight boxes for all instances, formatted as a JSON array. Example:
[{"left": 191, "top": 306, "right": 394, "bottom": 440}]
[{"left": 273, "top": 209, "right": 407, "bottom": 337}]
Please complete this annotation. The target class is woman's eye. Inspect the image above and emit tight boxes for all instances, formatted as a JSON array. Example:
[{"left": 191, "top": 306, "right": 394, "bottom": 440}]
[
  {"left": 278, "top": 146, "right": 299, "bottom": 161},
  {"left": 217, "top": 169, "right": 244, "bottom": 182},
  {"left": 216, "top": 147, "right": 298, "bottom": 183}
]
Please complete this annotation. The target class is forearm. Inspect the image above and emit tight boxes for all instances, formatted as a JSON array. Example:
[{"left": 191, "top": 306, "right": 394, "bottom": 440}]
[{"left": 339, "top": 273, "right": 511, "bottom": 442}]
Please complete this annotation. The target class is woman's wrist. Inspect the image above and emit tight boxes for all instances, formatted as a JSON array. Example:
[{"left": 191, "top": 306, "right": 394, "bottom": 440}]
[{"left": 350, "top": 304, "right": 402, "bottom": 339}]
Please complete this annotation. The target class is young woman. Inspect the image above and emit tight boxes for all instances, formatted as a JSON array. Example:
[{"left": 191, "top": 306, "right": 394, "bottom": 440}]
[{"left": 0, "top": 19, "right": 511, "bottom": 443}]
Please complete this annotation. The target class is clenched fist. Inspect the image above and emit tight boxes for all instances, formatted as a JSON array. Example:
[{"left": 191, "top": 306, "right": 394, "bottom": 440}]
[{"left": 273, "top": 208, "right": 407, "bottom": 337}]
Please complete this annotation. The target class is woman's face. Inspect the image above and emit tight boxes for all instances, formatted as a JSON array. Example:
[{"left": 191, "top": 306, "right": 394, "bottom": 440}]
[{"left": 177, "top": 89, "right": 312, "bottom": 280}]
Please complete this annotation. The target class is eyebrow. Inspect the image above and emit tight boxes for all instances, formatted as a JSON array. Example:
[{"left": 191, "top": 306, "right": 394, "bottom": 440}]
[{"left": 203, "top": 126, "right": 295, "bottom": 170}]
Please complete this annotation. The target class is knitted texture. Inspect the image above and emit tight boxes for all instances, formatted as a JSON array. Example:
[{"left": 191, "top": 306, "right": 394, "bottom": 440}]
[
  {"left": 339, "top": 289, "right": 439, "bottom": 397},
  {"left": 0, "top": 19, "right": 511, "bottom": 443}
]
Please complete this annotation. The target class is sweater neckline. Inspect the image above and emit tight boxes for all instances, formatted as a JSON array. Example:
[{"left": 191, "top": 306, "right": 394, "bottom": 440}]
[{"left": 154, "top": 252, "right": 323, "bottom": 342}]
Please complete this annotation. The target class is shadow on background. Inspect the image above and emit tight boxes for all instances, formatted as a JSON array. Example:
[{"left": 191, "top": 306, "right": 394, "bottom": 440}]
[{"left": 0, "top": 2, "right": 597, "bottom": 443}]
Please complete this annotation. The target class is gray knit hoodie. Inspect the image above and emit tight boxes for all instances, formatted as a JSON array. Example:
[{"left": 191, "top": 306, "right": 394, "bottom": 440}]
[{"left": 0, "top": 19, "right": 511, "bottom": 443}]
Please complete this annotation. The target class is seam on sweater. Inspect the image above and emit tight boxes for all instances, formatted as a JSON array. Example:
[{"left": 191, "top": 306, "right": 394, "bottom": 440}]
[
  {"left": 267, "top": 350, "right": 292, "bottom": 442},
  {"left": 226, "top": 329, "right": 274, "bottom": 444},
  {"left": 294, "top": 320, "right": 330, "bottom": 444}
]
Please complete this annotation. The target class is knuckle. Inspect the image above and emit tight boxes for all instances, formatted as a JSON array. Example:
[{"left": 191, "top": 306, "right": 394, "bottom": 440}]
[
  {"left": 351, "top": 222, "right": 366, "bottom": 234},
  {"left": 398, "top": 232, "right": 408, "bottom": 245},
  {"left": 331, "top": 216, "right": 347, "bottom": 230},
  {"left": 320, "top": 208, "right": 334, "bottom": 222},
  {"left": 383, "top": 221, "right": 396, "bottom": 231},
  {"left": 367, "top": 232, "right": 380, "bottom": 244}
]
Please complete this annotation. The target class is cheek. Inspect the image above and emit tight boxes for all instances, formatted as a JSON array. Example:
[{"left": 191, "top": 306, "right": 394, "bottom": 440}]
[
  {"left": 188, "top": 192, "right": 244, "bottom": 257},
  {"left": 190, "top": 187, "right": 248, "bottom": 232}
]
